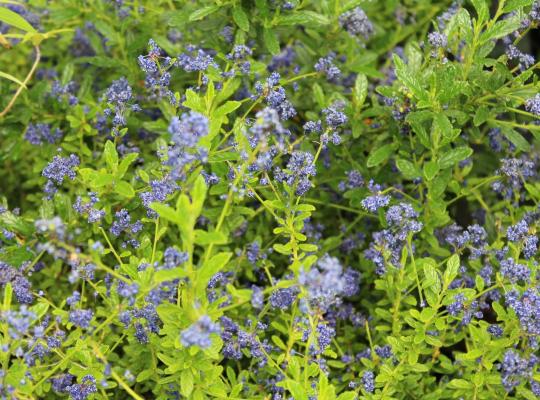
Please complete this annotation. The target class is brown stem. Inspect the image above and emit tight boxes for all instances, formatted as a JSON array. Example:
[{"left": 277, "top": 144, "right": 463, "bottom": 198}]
[{"left": 0, "top": 45, "right": 41, "bottom": 118}]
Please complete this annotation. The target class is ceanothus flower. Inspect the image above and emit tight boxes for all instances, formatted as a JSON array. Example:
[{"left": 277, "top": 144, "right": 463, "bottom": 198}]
[
  {"left": 269, "top": 286, "right": 298, "bottom": 309},
  {"left": 138, "top": 39, "right": 174, "bottom": 101},
  {"left": 162, "top": 247, "right": 189, "bottom": 269},
  {"left": 102, "top": 77, "right": 139, "bottom": 132},
  {"left": 42, "top": 154, "right": 80, "bottom": 198},
  {"left": 487, "top": 324, "right": 503, "bottom": 337},
  {"left": 428, "top": 31, "right": 448, "bottom": 48},
  {"left": 374, "top": 344, "right": 393, "bottom": 359},
  {"left": 362, "top": 370, "right": 375, "bottom": 393},
  {"left": 166, "top": 111, "right": 210, "bottom": 180},
  {"left": 505, "top": 288, "right": 540, "bottom": 336},
  {"left": 338, "top": 170, "right": 364, "bottom": 191},
  {"left": 313, "top": 323, "right": 335, "bottom": 355},
  {"left": 73, "top": 192, "right": 105, "bottom": 223},
  {"left": 65, "top": 375, "right": 97, "bottom": 400},
  {"left": 176, "top": 45, "right": 218, "bottom": 72},
  {"left": 438, "top": 223, "right": 488, "bottom": 259},
  {"left": 139, "top": 178, "right": 179, "bottom": 217},
  {"left": 492, "top": 157, "right": 536, "bottom": 202},
  {"left": 299, "top": 254, "right": 359, "bottom": 311},
  {"left": 525, "top": 94, "right": 540, "bottom": 117},
  {"left": 35, "top": 216, "right": 66, "bottom": 239},
  {"left": 169, "top": 111, "right": 209, "bottom": 148},
  {"left": 322, "top": 104, "right": 348, "bottom": 130},
  {"left": 498, "top": 350, "right": 534, "bottom": 392},
  {"left": 51, "top": 373, "right": 75, "bottom": 394},
  {"left": 69, "top": 308, "right": 93, "bottom": 329},
  {"left": 274, "top": 151, "right": 317, "bottom": 196},
  {"left": 25, "top": 123, "right": 63, "bottom": 146},
  {"left": 247, "top": 107, "right": 289, "bottom": 150},
  {"left": 385, "top": 202, "right": 423, "bottom": 241},
  {"left": 50, "top": 80, "right": 78, "bottom": 105},
  {"left": 506, "top": 45, "right": 535, "bottom": 71},
  {"left": 3, "top": 305, "right": 36, "bottom": 339},
  {"left": 339, "top": 7, "right": 374, "bottom": 39},
  {"left": 0, "top": 262, "right": 34, "bottom": 305},
  {"left": 314, "top": 55, "right": 341, "bottom": 82},
  {"left": 361, "top": 180, "right": 390, "bottom": 212},
  {"left": 255, "top": 72, "right": 296, "bottom": 120},
  {"left": 180, "top": 315, "right": 221, "bottom": 349},
  {"left": 268, "top": 46, "right": 296, "bottom": 72}
]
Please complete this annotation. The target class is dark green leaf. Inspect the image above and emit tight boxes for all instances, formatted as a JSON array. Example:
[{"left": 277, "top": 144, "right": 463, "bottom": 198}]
[
  {"left": 214, "top": 101, "right": 241, "bottom": 117},
  {"left": 353, "top": 73, "right": 368, "bottom": 107},
  {"left": 501, "top": 127, "right": 530, "bottom": 152},
  {"left": 104, "top": 140, "right": 119, "bottom": 172},
  {"left": 438, "top": 146, "right": 473, "bottom": 169},
  {"left": 367, "top": 144, "right": 394, "bottom": 167},
  {"left": 232, "top": 7, "right": 249, "bottom": 31},
  {"left": 189, "top": 5, "right": 220, "bottom": 21},
  {"left": 263, "top": 27, "right": 280, "bottom": 55},
  {"left": 396, "top": 159, "right": 420, "bottom": 179},
  {"left": 275, "top": 11, "right": 330, "bottom": 27},
  {"left": 392, "top": 54, "right": 428, "bottom": 102},
  {"left": 0, "top": 6, "right": 37, "bottom": 32}
]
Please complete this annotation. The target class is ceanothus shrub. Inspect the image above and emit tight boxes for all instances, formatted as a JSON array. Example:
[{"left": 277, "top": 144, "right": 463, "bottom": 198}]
[{"left": 0, "top": 0, "right": 540, "bottom": 399}]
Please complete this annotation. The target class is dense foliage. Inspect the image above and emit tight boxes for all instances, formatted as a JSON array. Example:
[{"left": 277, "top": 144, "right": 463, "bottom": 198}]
[{"left": 1, "top": 0, "right": 540, "bottom": 398}]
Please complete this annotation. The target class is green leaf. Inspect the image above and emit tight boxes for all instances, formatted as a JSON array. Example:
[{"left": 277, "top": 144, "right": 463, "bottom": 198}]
[
  {"left": 136, "top": 369, "right": 154, "bottom": 383},
  {"left": 214, "top": 101, "right": 241, "bottom": 117},
  {"left": 0, "top": 6, "right": 36, "bottom": 32},
  {"left": 470, "top": 0, "right": 489, "bottom": 23},
  {"left": 3, "top": 282, "right": 12, "bottom": 311},
  {"left": 336, "top": 392, "right": 357, "bottom": 400},
  {"left": 117, "top": 153, "right": 139, "bottom": 179},
  {"left": 183, "top": 89, "right": 205, "bottom": 113},
  {"left": 367, "top": 143, "right": 394, "bottom": 167},
  {"left": 423, "top": 161, "right": 440, "bottom": 181},
  {"left": 312, "top": 83, "right": 325, "bottom": 108},
  {"left": 480, "top": 15, "right": 520, "bottom": 42},
  {"left": 191, "top": 175, "right": 207, "bottom": 217},
  {"left": 422, "top": 261, "right": 441, "bottom": 292},
  {"left": 104, "top": 140, "right": 119, "bottom": 172},
  {"left": 0, "top": 71, "right": 26, "bottom": 88},
  {"left": 433, "top": 113, "right": 453, "bottom": 139},
  {"left": 396, "top": 159, "right": 420, "bottom": 179},
  {"left": 444, "top": 254, "right": 460, "bottom": 285},
  {"left": 283, "top": 380, "right": 308, "bottom": 400},
  {"left": 448, "top": 379, "right": 474, "bottom": 389},
  {"left": 275, "top": 11, "right": 330, "bottom": 27},
  {"left": 92, "top": 172, "right": 114, "bottom": 187},
  {"left": 473, "top": 106, "right": 489, "bottom": 126},
  {"left": 475, "top": 274, "right": 485, "bottom": 291},
  {"left": 154, "top": 267, "right": 187, "bottom": 283},
  {"left": 150, "top": 203, "right": 181, "bottom": 225},
  {"left": 180, "top": 369, "right": 194, "bottom": 397},
  {"left": 503, "top": 0, "right": 534, "bottom": 13},
  {"left": 188, "top": 5, "right": 220, "bottom": 21},
  {"left": 500, "top": 127, "right": 530, "bottom": 152},
  {"left": 114, "top": 181, "right": 135, "bottom": 198},
  {"left": 232, "top": 7, "right": 249, "bottom": 31},
  {"left": 392, "top": 54, "right": 428, "bottom": 102},
  {"left": 353, "top": 73, "right": 368, "bottom": 107},
  {"left": 438, "top": 146, "right": 473, "bottom": 169},
  {"left": 263, "top": 27, "right": 280, "bottom": 55},
  {"left": 194, "top": 230, "right": 228, "bottom": 245},
  {"left": 406, "top": 112, "right": 431, "bottom": 148},
  {"left": 273, "top": 243, "right": 292, "bottom": 255}
]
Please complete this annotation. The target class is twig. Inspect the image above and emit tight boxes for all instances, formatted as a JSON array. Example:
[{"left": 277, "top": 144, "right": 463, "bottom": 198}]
[{"left": 0, "top": 45, "right": 41, "bottom": 118}]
